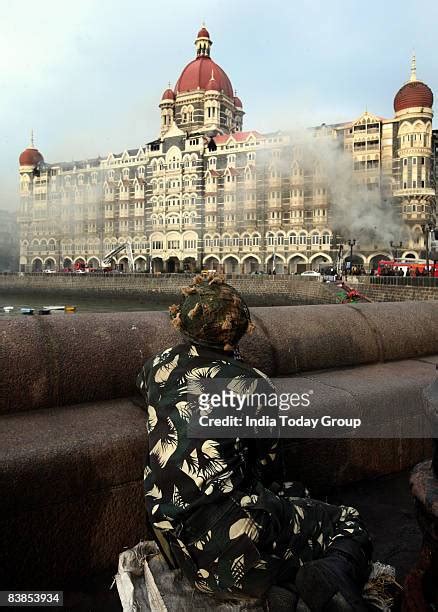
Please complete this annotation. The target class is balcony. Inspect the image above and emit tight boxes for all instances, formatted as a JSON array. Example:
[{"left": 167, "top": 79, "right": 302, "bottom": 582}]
[
  {"left": 267, "top": 200, "right": 282, "bottom": 210},
  {"left": 223, "top": 202, "right": 236, "bottom": 212},
  {"left": 393, "top": 187, "right": 435, "bottom": 197},
  {"left": 267, "top": 218, "right": 282, "bottom": 228}
]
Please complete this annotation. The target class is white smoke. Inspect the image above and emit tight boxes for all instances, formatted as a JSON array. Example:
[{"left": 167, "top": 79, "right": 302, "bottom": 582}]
[{"left": 282, "top": 127, "right": 407, "bottom": 249}]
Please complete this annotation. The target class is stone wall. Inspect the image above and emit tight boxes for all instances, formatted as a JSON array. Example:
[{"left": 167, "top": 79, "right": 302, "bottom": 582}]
[
  {"left": 2, "top": 273, "right": 437, "bottom": 305},
  {"left": 356, "top": 278, "right": 438, "bottom": 302},
  {"left": 2, "top": 302, "right": 437, "bottom": 587},
  {"left": 0, "top": 273, "right": 339, "bottom": 306}
]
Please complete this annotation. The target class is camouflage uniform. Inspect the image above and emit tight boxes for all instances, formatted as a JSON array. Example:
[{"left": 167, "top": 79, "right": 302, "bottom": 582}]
[{"left": 137, "top": 341, "right": 370, "bottom": 599}]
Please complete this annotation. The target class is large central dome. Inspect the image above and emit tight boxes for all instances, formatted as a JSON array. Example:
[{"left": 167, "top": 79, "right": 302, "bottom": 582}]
[
  {"left": 174, "top": 27, "right": 234, "bottom": 99},
  {"left": 175, "top": 56, "right": 233, "bottom": 98}
]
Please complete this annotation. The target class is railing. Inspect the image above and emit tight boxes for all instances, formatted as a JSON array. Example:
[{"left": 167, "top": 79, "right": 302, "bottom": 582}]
[
  {"left": 367, "top": 276, "right": 438, "bottom": 287},
  {"left": 1, "top": 272, "right": 316, "bottom": 280}
]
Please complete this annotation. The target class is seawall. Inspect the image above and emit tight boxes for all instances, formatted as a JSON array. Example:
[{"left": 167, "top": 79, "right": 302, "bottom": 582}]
[{"left": 0, "top": 273, "right": 339, "bottom": 306}]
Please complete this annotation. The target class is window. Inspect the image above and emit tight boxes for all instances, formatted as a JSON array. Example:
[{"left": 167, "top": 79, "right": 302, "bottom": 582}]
[{"left": 403, "top": 159, "right": 408, "bottom": 166}]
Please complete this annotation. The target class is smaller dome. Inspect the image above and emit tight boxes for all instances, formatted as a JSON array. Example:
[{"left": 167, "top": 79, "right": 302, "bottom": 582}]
[
  {"left": 394, "top": 80, "right": 433, "bottom": 112},
  {"left": 161, "top": 88, "right": 175, "bottom": 101},
  {"left": 19, "top": 147, "right": 43, "bottom": 167},
  {"left": 197, "top": 27, "right": 210, "bottom": 39},
  {"left": 234, "top": 95, "right": 243, "bottom": 109}
]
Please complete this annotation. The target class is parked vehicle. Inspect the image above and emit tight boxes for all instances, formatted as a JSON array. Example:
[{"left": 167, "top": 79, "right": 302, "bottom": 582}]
[
  {"left": 301, "top": 270, "right": 321, "bottom": 277},
  {"left": 377, "top": 259, "right": 438, "bottom": 278}
]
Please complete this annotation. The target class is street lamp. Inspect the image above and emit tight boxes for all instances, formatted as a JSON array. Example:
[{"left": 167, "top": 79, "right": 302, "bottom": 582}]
[
  {"left": 422, "top": 223, "right": 434, "bottom": 275},
  {"left": 390, "top": 240, "right": 403, "bottom": 260},
  {"left": 347, "top": 239, "right": 356, "bottom": 273}
]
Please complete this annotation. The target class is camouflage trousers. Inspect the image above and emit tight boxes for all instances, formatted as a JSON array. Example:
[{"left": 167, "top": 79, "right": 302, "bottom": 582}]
[{"left": 169, "top": 481, "right": 371, "bottom": 599}]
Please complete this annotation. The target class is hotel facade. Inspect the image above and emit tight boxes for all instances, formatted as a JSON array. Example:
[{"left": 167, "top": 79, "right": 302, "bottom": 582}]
[{"left": 18, "top": 27, "right": 436, "bottom": 274}]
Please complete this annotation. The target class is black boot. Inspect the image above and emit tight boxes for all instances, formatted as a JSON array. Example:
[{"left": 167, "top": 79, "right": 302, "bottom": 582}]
[
  {"left": 265, "top": 585, "right": 311, "bottom": 612},
  {"left": 295, "top": 538, "right": 371, "bottom": 611},
  {"left": 265, "top": 585, "right": 299, "bottom": 611}
]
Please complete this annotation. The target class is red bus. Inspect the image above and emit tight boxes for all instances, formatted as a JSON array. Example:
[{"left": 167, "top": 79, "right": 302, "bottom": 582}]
[{"left": 377, "top": 259, "right": 438, "bottom": 278}]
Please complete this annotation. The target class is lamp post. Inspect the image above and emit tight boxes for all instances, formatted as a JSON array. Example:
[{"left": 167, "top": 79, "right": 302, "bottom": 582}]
[
  {"left": 347, "top": 239, "right": 356, "bottom": 274},
  {"left": 390, "top": 240, "right": 403, "bottom": 260},
  {"left": 422, "top": 222, "right": 434, "bottom": 275}
]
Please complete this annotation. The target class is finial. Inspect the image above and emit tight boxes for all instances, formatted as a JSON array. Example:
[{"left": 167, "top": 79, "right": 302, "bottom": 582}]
[
  {"left": 210, "top": 69, "right": 215, "bottom": 80},
  {"left": 410, "top": 51, "right": 416, "bottom": 82},
  {"left": 168, "top": 81, "right": 171, "bottom": 89},
  {"left": 30, "top": 129, "right": 35, "bottom": 148}
]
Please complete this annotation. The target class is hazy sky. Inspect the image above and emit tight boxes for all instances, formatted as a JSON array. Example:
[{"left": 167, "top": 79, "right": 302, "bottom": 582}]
[{"left": 1, "top": 0, "right": 437, "bottom": 212}]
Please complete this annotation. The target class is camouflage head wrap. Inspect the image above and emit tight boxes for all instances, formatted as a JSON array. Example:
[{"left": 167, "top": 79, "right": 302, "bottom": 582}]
[{"left": 169, "top": 273, "right": 255, "bottom": 351}]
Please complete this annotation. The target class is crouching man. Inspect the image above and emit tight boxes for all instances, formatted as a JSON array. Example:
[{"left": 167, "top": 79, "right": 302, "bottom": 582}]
[{"left": 137, "top": 274, "right": 373, "bottom": 611}]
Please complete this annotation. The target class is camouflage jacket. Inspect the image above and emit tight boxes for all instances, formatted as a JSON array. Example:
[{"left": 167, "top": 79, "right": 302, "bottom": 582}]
[{"left": 136, "top": 342, "right": 279, "bottom": 531}]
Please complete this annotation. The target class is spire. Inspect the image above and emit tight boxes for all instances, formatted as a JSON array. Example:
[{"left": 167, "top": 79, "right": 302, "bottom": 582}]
[
  {"left": 410, "top": 52, "right": 416, "bottom": 82},
  {"left": 30, "top": 129, "right": 35, "bottom": 148},
  {"left": 195, "top": 24, "right": 212, "bottom": 57}
]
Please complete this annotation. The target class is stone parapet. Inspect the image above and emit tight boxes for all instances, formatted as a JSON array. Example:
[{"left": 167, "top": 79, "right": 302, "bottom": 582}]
[
  {"left": 1, "top": 302, "right": 437, "bottom": 587},
  {"left": 2, "top": 302, "right": 437, "bottom": 415}
]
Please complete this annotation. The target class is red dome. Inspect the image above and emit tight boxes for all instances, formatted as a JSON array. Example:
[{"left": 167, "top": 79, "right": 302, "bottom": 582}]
[
  {"left": 161, "top": 88, "right": 175, "bottom": 101},
  {"left": 234, "top": 95, "right": 243, "bottom": 109},
  {"left": 197, "top": 27, "right": 210, "bottom": 38},
  {"left": 19, "top": 147, "right": 43, "bottom": 167},
  {"left": 175, "top": 56, "right": 233, "bottom": 98},
  {"left": 394, "top": 81, "right": 433, "bottom": 112}
]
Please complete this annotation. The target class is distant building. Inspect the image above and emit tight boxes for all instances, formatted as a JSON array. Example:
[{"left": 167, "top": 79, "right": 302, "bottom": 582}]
[
  {"left": 0, "top": 209, "right": 19, "bottom": 272},
  {"left": 18, "top": 27, "right": 436, "bottom": 273}
]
